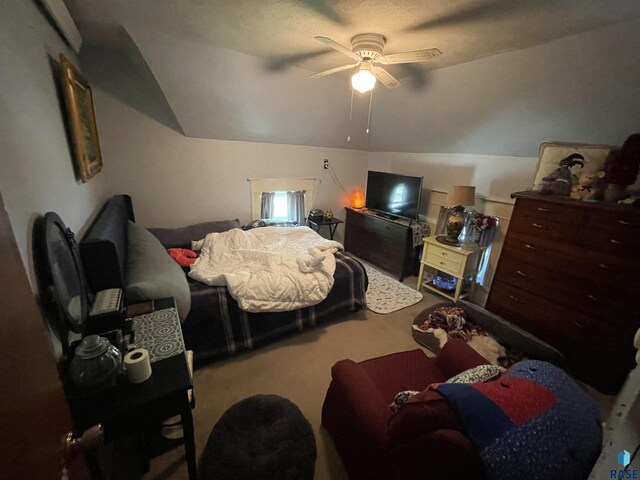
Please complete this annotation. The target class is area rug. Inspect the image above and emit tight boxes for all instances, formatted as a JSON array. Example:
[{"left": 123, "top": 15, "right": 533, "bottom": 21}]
[{"left": 363, "top": 263, "right": 423, "bottom": 314}]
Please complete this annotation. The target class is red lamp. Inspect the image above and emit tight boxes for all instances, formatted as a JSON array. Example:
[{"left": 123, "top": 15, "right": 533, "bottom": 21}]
[{"left": 351, "top": 190, "right": 365, "bottom": 209}]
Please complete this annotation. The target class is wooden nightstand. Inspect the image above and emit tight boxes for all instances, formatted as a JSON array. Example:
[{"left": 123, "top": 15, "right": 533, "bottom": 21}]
[
  {"left": 66, "top": 298, "right": 197, "bottom": 479},
  {"left": 416, "top": 236, "right": 485, "bottom": 301}
]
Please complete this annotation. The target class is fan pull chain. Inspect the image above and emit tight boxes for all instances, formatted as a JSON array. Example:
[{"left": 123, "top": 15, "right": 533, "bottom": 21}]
[
  {"left": 347, "top": 88, "right": 354, "bottom": 142},
  {"left": 364, "top": 89, "right": 373, "bottom": 147}
]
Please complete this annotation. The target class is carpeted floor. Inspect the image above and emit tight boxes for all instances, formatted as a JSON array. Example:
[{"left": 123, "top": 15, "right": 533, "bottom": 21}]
[
  {"left": 143, "top": 274, "right": 615, "bottom": 480},
  {"left": 143, "top": 274, "right": 442, "bottom": 480}
]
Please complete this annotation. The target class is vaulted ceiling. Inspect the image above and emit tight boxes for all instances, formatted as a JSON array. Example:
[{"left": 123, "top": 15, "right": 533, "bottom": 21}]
[{"left": 65, "top": 0, "right": 640, "bottom": 155}]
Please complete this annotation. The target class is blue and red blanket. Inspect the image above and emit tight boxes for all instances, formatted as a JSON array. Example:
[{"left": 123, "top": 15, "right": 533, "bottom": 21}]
[{"left": 436, "top": 360, "right": 602, "bottom": 480}]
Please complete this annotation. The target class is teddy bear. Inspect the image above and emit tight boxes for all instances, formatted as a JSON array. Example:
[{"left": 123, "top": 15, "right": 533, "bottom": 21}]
[{"left": 570, "top": 171, "right": 605, "bottom": 202}]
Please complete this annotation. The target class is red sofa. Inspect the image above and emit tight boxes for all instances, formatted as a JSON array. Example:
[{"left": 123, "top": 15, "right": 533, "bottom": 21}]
[{"left": 321, "top": 339, "right": 489, "bottom": 480}]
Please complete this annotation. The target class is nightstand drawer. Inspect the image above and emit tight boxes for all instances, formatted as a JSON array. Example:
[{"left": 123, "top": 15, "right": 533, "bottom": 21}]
[
  {"left": 426, "top": 243, "right": 464, "bottom": 265},
  {"left": 425, "top": 252, "right": 463, "bottom": 276}
]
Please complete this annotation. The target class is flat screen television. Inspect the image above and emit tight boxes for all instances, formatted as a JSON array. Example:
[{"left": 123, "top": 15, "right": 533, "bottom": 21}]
[{"left": 365, "top": 171, "right": 423, "bottom": 220}]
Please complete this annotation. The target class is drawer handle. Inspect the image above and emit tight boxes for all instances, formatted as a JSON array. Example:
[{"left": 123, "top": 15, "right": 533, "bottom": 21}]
[
  {"left": 598, "top": 263, "right": 610, "bottom": 270},
  {"left": 440, "top": 261, "right": 446, "bottom": 266},
  {"left": 609, "top": 239, "right": 622, "bottom": 245},
  {"left": 531, "top": 223, "right": 544, "bottom": 229},
  {"left": 618, "top": 219, "right": 631, "bottom": 225},
  {"left": 509, "top": 295, "right": 524, "bottom": 304},
  {"left": 586, "top": 294, "right": 599, "bottom": 302},
  {"left": 441, "top": 252, "right": 447, "bottom": 256},
  {"left": 574, "top": 321, "right": 584, "bottom": 329},
  {"left": 516, "top": 270, "right": 528, "bottom": 278},
  {"left": 524, "top": 244, "right": 536, "bottom": 250},
  {"left": 536, "top": 207, "right": 550, "bottom": 212}
]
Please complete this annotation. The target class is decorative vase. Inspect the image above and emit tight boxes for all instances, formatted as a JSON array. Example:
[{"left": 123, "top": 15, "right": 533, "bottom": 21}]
[{"left": 445, "top": 210, "right": 465, "bottom": 243}]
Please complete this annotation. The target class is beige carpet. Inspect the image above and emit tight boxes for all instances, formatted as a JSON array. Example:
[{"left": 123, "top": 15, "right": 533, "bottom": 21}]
[
  {"left": 143, "top": 276, "right": 614, "bottom": 480},
  {"left": 143, "top": 276, "right": 443, "bottom": 480}
]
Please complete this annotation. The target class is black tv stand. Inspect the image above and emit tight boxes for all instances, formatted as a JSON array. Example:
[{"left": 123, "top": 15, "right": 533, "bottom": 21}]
[
  {"left": 344, "top": 208, "right": 420, "bottom": 282},
  {"left": 374, "top": 211, "right": 398, "bottom": 221}
]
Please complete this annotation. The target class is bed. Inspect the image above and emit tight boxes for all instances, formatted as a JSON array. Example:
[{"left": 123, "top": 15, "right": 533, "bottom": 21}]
[{"left": 80, "top": 195, "right": 368, "bottom": 365}]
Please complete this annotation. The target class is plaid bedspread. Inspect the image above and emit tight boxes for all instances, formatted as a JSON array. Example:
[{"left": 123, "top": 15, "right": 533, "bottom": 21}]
[{"left": 182, "top": 251, "right": 368, "bottom": 365}]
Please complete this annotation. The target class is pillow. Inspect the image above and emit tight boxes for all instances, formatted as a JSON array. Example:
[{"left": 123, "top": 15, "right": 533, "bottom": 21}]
[
  {"left": 445, "top": 364, "right": 506, "bottom": 384},
  {"left": 531, "top": 142, "right": 613, "bottom": 195},
  {"left": 242, "top": 219, "right": 299, "bottom": 230},
  {"left": 148, "top": 219, "right": 240, "bottom": 248},
  {"left": 126, "top": 221, "right": 191, "bottom": 321},
  {"left": 387, "top": 389, "right": 462, "bottom": 445}
]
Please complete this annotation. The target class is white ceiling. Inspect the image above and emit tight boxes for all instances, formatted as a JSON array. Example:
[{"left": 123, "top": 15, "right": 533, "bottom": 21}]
[
  {"left": 64, "top": 0, "right": 640, "bottom": 155},
  {"left": 66, "top": 0, "right": 640, "bottom": 73}
]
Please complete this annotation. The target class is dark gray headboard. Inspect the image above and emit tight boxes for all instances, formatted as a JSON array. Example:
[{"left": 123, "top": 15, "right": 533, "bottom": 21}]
[{"left": 80, "top": 195, "right": 134, "bottom": 293}]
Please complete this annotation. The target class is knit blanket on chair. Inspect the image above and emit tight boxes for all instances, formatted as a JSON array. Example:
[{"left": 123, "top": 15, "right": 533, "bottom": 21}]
[{"left": 436, "top": 360, "right": 602, "bottom": 480}]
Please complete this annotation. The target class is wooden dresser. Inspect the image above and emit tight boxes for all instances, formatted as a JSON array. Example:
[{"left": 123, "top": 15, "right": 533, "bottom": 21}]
[
  {"left": 344, "top": 207, "right": 419, "bottom": 281},
  {"left": 486, "top": 191, "right": 640, "bottom": 393}
]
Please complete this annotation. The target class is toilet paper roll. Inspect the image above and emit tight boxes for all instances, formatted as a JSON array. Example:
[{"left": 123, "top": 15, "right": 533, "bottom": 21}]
[
  {"left": 125, "top": 348, "right": 152, "bottom": 384},
  {"left": 634, "top": 328, "right": 640, "bottom": 350}
]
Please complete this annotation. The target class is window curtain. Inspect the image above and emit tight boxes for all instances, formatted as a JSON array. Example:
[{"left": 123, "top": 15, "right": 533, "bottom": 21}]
[
  {"left": 435, "top": 206, "right": 453, "bottom": 235},
  {"left": 286, "top": 190, "right": 306, "bottom": 225},
  {"left": 462, "top": 212, "right": 499, "bottom": 285},
  {"left": 260, "top": 192, "right": 276, "bottom": 219}
]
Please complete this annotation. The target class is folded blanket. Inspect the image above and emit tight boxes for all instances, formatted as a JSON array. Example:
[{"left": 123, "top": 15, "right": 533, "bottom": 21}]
[{"left": 436, "top": 360, "right": 602, "bottom": 480}]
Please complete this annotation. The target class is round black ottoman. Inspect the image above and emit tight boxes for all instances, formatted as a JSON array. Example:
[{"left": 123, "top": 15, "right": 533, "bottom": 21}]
[{"left": 199, "top": 394, "right": 316, "bottom": 480}]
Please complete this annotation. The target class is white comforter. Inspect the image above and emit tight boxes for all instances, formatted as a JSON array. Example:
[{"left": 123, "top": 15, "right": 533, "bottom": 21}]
[{"left": 189, "top": 227, "right": 344, "bottom": 312}]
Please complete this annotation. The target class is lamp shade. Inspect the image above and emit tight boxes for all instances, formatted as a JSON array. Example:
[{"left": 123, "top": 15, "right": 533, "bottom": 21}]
[{"left": 446, "top": 185, "right": 476, "bottom": 206}]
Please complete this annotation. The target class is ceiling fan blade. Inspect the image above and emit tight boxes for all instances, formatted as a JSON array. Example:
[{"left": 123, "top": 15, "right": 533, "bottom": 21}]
[
  {"left": 314, "top": 36, "right": 360, "bottom": 61},
  {"left": 379, "top": 48, "right": 442, "bottom": 65},
  {"left": 310, "top": 63, "right": 359, "bottom": 78},
  {"left": 372, "top": 66, "right": 401, "bottom": 89}
]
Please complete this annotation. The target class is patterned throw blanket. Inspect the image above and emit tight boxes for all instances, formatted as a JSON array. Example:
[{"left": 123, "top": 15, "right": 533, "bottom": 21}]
[{"left": 436, "top": 360, "right": 602, "bottom": 480}]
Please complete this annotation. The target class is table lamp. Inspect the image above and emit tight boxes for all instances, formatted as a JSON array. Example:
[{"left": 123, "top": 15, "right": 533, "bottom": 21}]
[{"left": 444, "top": 185, "right": 476, "bottom": 244}]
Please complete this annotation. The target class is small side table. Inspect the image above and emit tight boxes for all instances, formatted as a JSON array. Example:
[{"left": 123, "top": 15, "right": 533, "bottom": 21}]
[
  {"left": 307, "top": 217, "right": 343, "bottom": 240},
  {"left": 67, "top": 297, "right": 197, "bottom": 480},
  {"left": 416, "top": 236, "right": 486, "bottom": 301}
]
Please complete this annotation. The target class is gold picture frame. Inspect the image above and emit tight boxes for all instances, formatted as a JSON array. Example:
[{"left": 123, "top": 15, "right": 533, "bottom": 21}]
[{"left": 60, "top": 54, "right": 103, "bottom": 182}]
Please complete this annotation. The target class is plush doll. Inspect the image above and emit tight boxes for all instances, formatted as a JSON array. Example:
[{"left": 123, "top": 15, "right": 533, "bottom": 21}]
[
  {"left": 570, "top": 171, "right": 605, "bottom": 202},
  {"left": 167, "top": 248, "right": 198, "bottom": 267}
]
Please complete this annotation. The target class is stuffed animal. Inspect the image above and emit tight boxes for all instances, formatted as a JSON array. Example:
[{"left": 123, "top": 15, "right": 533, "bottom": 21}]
[
  {"left": 570, "top": 171, "right": 605, "bottom": 202},
  {"left": 167, "top": 248, "right": 198, "bottom": 266}
]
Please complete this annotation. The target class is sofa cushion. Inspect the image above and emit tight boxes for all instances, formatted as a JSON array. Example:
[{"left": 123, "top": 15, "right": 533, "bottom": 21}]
[
  {"left": 148, "top": 219, "right": 240, "bottom": 249},
  {"left": 126, "top": 221, "right": 191, "bottom": 321},
  {"left": 388, "top": 389, "right": 463, "bottom": 445}
]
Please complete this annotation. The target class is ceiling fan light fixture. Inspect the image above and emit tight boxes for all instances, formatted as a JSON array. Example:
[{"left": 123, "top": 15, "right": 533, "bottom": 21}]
[{"left": 351, "top": 64, "right": 376, "bottom": 93}]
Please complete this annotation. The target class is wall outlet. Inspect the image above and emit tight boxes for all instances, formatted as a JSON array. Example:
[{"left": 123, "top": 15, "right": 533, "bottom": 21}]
[{"left": 323, "top": 159, "right": 329, "bottom": 169}]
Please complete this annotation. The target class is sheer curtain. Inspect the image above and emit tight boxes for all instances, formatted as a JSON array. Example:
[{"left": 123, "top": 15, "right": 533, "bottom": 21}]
[
  {"left": 286, "top": 190, "right": 306, "bottom": 225},
  {"left": 462, "top": 212, "right": 499, "bottom": 285},
  {"left": 260, "top": 192, "right": 275, "bottom": 219}
]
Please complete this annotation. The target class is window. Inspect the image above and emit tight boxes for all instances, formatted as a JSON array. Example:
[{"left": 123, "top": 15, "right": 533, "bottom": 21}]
[{"left": 249, "top": 178, "right": 316, "bottom": 223}]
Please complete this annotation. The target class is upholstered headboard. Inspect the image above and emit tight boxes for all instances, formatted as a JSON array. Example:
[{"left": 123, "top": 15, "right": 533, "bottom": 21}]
[{"left": 80, "top": 195, "right": 134, "bottom": 293}]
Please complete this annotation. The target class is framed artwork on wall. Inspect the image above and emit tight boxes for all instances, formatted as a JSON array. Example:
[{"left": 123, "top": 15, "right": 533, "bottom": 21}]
[{"left": 59, "top": 54, "right": 103, "bottom": 182}]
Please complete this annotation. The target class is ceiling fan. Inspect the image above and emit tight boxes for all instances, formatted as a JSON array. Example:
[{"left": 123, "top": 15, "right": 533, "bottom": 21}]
[{"left": 310, "top": 33, "right": 442, "bottom": 92}]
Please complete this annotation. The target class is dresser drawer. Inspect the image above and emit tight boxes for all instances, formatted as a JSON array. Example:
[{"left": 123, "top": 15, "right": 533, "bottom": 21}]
[
  {"left": 494, "top": 254, "right": 640, "bottom": 323},
  {"left": 486, "top": 281, "right": 629, "bottom": 352},
  {"left": 579, "top": 226, "right": 640, "bottom": 259},
  {"left": 508, "top": 198, "right": 586, "bottom": 243}
]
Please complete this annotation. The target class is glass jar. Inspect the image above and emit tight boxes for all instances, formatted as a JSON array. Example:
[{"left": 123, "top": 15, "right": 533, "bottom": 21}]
[{"left": 68, "top": 335, "right": 122, "bottom": 388}]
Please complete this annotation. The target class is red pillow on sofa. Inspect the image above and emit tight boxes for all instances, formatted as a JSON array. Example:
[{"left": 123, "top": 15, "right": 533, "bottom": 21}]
[{"left": 388, "top": 388, "right": 463, "bottom": 445}]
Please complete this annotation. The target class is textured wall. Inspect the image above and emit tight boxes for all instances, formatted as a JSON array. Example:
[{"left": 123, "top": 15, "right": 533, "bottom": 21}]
[{"left": 0, "top": 0, "right": 108, "bottom": 280}]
